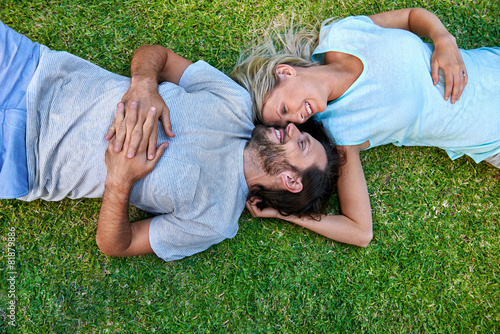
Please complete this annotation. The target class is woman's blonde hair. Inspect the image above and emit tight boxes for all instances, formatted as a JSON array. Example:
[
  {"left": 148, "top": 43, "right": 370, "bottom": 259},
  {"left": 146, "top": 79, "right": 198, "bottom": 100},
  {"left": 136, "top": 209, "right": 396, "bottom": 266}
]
[{"left": 230, "top": 19, "right": 322, "bottom": 124}]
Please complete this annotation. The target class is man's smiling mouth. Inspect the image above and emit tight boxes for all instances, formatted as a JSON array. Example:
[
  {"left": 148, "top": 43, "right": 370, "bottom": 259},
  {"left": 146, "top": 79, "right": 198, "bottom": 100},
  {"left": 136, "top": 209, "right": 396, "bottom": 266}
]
[{"left": 274, "top": 128, "right": 283, "bottom": 143}]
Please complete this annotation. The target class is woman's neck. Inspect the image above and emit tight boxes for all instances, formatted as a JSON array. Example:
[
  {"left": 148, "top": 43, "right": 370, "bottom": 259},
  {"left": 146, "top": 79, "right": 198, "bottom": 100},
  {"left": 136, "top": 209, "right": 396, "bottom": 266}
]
[{"left": 323, "top": 51, "right": 364, "bottom": 101}]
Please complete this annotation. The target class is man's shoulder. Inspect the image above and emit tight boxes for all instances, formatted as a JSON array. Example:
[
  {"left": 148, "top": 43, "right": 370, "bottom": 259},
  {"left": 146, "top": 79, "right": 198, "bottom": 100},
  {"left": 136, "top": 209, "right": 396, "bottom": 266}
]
[{"left": 182, "top": 61, "right": 251, "bottom": 99}]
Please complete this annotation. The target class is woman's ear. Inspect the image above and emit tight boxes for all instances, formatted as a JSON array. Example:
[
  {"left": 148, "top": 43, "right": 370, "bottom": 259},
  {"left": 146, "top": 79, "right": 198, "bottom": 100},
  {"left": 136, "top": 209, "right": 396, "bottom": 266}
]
[
  {"left": 279, "top": 170, "right": 303, "bottom": 193},
  {"left": 275, "top": 64, "right": 297, "bottom": 79}
]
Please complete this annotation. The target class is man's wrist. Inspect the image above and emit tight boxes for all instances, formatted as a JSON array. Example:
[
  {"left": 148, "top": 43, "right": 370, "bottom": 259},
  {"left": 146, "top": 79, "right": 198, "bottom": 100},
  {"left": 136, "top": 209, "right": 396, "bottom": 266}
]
[
  {"left": 130, "top": 74, "right": 159, "bottom": 89},
  {"left": 104, "top": 177, "right": 135, "bottom": 196}
]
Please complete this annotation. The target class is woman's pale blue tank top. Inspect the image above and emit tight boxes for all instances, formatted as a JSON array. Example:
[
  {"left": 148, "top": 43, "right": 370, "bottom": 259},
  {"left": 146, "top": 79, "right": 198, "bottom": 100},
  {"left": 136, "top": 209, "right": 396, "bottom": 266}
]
[{"left": 312, "top": 16, "right": 500, "bottom": 163}]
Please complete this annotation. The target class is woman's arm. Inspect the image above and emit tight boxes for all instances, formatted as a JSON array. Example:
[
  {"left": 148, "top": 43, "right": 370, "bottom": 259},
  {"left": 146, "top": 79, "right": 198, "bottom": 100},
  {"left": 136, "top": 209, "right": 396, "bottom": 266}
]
[
  {"left": 369, "top": 8, "right": 467, "bottom": 104},
  {"left": 246, "top": 145, "right": 373, "bottom": 247}
]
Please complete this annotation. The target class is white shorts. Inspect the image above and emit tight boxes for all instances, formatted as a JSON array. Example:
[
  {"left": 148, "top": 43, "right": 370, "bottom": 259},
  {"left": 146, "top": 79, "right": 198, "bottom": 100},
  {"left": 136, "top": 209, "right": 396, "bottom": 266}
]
[{"left": 484, "top": 153, "right": 500, "bottom": 169}]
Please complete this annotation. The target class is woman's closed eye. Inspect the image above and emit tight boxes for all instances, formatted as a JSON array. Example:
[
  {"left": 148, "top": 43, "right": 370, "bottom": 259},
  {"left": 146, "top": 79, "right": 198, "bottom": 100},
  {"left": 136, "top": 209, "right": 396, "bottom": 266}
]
[{"left": 282, "top": 106, "right": 287, "bottom": 116}]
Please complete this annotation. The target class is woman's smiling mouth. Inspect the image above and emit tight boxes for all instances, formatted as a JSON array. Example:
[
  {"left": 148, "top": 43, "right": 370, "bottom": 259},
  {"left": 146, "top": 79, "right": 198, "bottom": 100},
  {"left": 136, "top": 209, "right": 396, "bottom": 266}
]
[{"left": 305, "top": 101, "right": 313, "bottom": 116}]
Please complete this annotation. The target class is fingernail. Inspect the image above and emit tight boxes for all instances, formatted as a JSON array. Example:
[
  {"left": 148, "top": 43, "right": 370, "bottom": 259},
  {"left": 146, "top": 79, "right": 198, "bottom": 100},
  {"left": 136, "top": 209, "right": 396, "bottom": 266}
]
[
  {"left": 148, "top": 154, "right": 154, "bottom": 160},
  {"left": 127, "top": 153, "right": 134, "bottom": 158},
  {"left": 131, "top": 101, "right": 137, "bottom": 106}
]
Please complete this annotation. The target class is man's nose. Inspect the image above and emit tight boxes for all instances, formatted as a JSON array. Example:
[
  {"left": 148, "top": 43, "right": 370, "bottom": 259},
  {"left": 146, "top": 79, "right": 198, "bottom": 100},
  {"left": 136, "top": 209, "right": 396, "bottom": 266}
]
[{"left": 286, "top": 123, "right": 299, "bottom": 138}]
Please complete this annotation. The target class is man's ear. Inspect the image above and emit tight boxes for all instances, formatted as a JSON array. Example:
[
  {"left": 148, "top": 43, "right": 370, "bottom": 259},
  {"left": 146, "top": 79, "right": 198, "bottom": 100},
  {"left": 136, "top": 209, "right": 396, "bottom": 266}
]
[
  {"left": 275, "top": 64, "right": 296, "bottom": 79},
  {"left": 279, "top": 170, "right": 303, "bottom": 193}
]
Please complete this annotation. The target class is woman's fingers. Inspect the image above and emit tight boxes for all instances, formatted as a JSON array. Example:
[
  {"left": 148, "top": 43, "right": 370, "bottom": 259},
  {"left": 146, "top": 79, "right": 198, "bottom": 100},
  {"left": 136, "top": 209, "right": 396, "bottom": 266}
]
[
  {"left": 430, "top": 59, "right": 440, "bottom": 86},
  {"left": 448, "top": 67, "right": 467, "bottom": 104}
]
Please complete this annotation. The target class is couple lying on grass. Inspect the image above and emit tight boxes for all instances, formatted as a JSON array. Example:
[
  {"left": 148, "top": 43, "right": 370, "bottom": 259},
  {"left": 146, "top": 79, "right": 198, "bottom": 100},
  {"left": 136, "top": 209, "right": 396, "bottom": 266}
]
[{"left": 1, "top": 8, "right": 498, "bottom": 262}]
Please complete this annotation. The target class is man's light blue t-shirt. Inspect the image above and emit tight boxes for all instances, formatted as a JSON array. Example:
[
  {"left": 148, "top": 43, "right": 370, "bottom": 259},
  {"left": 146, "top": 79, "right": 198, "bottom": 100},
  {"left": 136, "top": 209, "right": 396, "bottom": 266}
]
[{"left": 22, "top": 45, "right": 253, "bottom": 262}]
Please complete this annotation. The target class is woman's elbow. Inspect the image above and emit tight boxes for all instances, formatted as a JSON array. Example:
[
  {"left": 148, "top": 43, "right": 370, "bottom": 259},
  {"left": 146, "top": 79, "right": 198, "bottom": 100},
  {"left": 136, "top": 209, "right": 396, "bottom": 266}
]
[
  {"left": 356, "top": 219, "right": 373, "bottom": 247},
  {"left": 357, "top": 230, "right": 373, "bottom": 247}
]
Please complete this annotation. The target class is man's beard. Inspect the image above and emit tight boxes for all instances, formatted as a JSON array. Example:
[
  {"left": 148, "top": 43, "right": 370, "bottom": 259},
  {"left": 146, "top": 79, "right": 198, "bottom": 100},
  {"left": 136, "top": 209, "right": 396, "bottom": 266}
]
[{"left": 247, "top": 125, "right": 297, "bottom": 176}]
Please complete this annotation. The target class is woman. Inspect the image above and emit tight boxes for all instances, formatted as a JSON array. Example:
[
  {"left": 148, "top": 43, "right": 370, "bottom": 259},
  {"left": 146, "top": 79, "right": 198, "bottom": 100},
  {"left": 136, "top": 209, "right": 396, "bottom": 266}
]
[
  {"left": 230, "top": 8, "right": 500, "bottom": 168},
  {"left": 227, "top": 8, "right": 499, "bottom": 245}
]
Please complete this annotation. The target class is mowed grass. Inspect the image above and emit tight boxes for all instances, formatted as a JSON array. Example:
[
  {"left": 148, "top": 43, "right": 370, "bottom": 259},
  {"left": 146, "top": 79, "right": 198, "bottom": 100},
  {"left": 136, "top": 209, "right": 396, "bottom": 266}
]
[{"left": 1, "top": 0, "right": 499, "bottom": 332}]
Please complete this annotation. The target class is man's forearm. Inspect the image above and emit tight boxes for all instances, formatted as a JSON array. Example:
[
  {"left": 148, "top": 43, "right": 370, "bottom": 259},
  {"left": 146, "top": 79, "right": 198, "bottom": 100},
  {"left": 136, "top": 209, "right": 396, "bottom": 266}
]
[
  {"left": 129, "top": 45, "right": 170, "bottom": 91},
  {"left": 130, "top": 44, "right": 192, "bottom": 86},
  {"left": 99, "top": 100, "right": 165, "bottom": 257},
  {"left": 96, "top": 182, "right": 134, "bottom": 256}
]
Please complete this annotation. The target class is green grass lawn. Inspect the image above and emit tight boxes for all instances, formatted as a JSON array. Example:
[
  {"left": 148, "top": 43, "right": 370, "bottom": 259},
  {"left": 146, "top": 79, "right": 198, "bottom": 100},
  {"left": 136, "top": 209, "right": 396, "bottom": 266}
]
[{"left": 1, "top": 0, "right": 499, "bottom": 332}]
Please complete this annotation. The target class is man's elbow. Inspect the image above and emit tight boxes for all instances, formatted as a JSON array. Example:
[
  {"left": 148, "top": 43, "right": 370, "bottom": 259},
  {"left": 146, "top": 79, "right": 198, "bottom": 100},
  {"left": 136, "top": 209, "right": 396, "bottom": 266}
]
[{"left": 96, "top": 235, "right": 126, "bottom": 257}]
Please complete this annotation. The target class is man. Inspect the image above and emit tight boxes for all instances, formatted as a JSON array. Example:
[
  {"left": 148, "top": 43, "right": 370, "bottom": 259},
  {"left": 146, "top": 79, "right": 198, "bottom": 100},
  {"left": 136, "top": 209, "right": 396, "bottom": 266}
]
[{"left": 0, "top": 22, "right": 341, "bottom": 262}]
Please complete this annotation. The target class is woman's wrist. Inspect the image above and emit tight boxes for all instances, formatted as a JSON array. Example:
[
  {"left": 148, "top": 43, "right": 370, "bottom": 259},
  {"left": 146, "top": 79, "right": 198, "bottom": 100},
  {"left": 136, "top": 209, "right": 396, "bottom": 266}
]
[{"left": 431, "top": 31, "right": 456, "bottom": 47}]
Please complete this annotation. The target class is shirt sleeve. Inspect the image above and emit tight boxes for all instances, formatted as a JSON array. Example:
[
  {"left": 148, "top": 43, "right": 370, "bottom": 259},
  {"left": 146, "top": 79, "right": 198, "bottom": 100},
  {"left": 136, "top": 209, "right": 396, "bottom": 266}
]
[
  {"left": 179, "top": 60, "right": 250, "bottom": 101},
  {"left": 312, "top": 16, "right": 377, "bottom": 63},
  {"left": 149, "top": 214, "right": 227, "bottom": 262}
]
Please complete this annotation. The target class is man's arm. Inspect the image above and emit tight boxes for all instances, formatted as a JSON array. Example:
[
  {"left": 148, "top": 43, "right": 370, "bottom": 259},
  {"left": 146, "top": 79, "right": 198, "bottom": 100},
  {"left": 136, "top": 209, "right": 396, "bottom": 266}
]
[
  {"left": 246, "top": 145, "right": 372, "bottom": 247},
  {"left": 97, "top": 103, "right": 168, "bottom": 257},
  {"left": 105, "top": 45, "right": 192, "bottom": 159},
  {"left": 369, "top": 8, "right": 467, "bottom": 104},
  {"left": 97, "top": 187, "right": 153, "bottom": 257}
]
